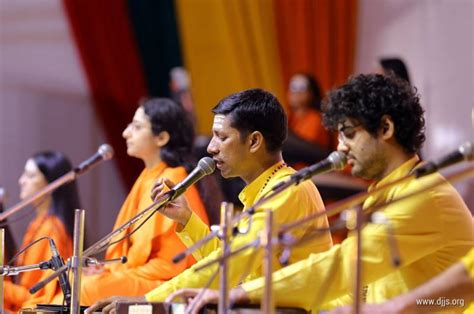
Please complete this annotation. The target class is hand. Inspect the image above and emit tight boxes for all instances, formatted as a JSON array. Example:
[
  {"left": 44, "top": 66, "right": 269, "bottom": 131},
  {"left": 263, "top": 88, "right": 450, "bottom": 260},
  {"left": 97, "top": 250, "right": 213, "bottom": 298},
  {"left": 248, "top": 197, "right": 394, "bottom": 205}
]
[
  {"left": 85, "top": 295, "right": 147, "bottom": 314},
  {"left": 151, "top": 178, "right": 192, "bottom": 227},
  {"left": 166, "top": 288, "right": 219, "bottom": 314},
  {"left": 165, "top": 287, "right": 249, "bottom": 314},
  {"left": 82, "top": 264, "right": 104, "bottom": 276}
]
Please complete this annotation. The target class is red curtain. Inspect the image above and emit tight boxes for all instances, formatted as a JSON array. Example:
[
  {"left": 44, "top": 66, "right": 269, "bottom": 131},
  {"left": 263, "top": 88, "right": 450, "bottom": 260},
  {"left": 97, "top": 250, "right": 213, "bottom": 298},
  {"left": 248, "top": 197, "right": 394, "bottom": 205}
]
[
  {"left": 274, "top": 0, "right": 358, "bottom": 93},
  {"left": 62, "top": 0, "right": 146, "bottom": 188}
]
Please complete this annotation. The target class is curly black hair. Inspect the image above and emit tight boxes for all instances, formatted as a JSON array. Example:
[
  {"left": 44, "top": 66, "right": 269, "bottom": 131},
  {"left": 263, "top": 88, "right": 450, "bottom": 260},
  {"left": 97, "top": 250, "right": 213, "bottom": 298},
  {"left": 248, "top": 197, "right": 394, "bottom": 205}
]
[{"left": 323, "top": 73, "right": 425, "bottom": 154}]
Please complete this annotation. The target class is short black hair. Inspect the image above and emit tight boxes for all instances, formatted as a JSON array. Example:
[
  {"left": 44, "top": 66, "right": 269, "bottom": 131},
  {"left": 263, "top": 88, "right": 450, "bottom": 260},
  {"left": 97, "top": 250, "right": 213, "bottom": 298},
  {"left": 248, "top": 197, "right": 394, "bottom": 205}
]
[
  {"left": 212, "top": 89, "right": 288, "bottom": 153},
  {"left": 142, "top": 98, "right": 194, "bottom": 169},
  {"left": 323, "top": 74, "right": 425, "bottom": 154}
]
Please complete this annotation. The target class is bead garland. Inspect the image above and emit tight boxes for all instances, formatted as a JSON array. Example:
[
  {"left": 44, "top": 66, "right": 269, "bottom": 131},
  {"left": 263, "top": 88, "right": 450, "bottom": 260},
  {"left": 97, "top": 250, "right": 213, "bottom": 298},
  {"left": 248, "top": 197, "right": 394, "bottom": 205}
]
[{"left": 259, "top": 163, "right": 287, "bottom": 194}]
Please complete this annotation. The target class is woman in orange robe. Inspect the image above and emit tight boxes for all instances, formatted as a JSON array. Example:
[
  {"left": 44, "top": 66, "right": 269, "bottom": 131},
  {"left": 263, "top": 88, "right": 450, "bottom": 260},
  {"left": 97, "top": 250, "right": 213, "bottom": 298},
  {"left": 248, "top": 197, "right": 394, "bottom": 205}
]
[
  {"left": 5, "top": 152, "right": 80, "bottom": 311},
  {"left": 78, "top": 98, "right": 210, "bottom": 305},
  {"left": 285, "top": 73, "right": 331, "bottom": 169}
]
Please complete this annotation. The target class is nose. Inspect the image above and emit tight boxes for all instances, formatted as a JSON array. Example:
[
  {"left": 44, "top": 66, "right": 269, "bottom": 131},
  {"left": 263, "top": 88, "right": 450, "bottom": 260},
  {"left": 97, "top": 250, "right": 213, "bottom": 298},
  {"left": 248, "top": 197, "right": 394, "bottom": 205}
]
[
  {"left": 337, "top": 138, "right": 349, "bottom": 154},
  {"left": 207, "top": 136, "right": 218, "bottom": 156},
  {"left": 18, "top": 174, "right": 26, "bottom": 187},
  {"left": 122, "top": 125, "right": 130, "bottom": 139}
]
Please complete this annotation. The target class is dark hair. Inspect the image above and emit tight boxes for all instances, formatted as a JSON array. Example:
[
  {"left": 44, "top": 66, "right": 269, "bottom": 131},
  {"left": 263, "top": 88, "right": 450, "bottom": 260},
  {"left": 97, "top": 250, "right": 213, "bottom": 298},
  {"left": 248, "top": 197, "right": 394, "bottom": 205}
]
[
  {"left": 142, "top": 98, "right": 195, "bottom": 170},
  {"left": 380, "top": 57, "right": 411, "bottom": 85},
  {"left": 212, "top": 88, "right": 288, "bottom": 153},
  {"left": 323, "top": 73, "right": 425, "bottom": 154},
  {"left": 33, "top": 151, "right": 81, "bottom": 237},
  {"left": 291, "top": 73, "right": 323, "bottom": 111}
]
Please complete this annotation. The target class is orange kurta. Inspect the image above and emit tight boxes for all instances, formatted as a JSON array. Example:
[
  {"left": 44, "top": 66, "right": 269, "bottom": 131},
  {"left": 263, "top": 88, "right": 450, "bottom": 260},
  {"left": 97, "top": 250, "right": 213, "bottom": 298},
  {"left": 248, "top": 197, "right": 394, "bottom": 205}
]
[
  {"left": 79, "top": 162, "right": 209, "bottom": 305},
  {"left": 289, "top": 109, "right": 330, "bottom": 149},
  {"left": 5, "top": 212, "right": 72, "bottom": 312}
]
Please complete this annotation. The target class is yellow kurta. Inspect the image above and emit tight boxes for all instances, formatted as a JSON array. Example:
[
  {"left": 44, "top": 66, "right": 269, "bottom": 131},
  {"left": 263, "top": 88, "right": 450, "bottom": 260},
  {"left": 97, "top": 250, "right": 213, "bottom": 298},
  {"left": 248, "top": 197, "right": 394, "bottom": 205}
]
[
  {"left": 146, "top": 161, "right": 332, "bottom": 301},
  {"left": 242, "top": 156, "right": 473, "bottom": 311},
  {"left": 461, "top": 248, "right": 474, "bottom": 313},
  {"left": 79, "top": 162, "right": 209, "bottom": 305}
]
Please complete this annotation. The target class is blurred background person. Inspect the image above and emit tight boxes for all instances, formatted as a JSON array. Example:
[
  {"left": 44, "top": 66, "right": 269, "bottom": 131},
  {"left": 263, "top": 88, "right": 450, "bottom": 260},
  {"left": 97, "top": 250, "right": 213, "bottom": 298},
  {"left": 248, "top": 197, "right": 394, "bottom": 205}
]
[
  {"left": 77, "top": 98, "right": 211, "bottom": 306},
  {"left": 378, "top": 57, "right": 411, "bottom": 85},
  {"left": 5, "top": 151, "right": 80, "bottom": 311},
  {"left": 283, "top": 73, "right": 332, "bottom": 168}
]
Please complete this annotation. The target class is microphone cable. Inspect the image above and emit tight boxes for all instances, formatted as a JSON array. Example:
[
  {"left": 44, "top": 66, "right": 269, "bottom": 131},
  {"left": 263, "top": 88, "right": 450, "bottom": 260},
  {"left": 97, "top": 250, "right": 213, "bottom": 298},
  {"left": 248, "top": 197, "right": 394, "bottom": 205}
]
[{"left": 7, "top": 236, "right": 51, "bottom": 266}]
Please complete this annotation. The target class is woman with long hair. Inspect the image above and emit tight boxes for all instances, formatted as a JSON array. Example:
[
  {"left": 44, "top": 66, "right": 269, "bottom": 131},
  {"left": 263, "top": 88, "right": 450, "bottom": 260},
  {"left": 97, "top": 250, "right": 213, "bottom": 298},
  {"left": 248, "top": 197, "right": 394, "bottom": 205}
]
[
  {"left": 78, "top": 98, "right": 210, "bottom": 305},
  {"left": 5, "top": 151, "right": 80, "bottom": 311}
]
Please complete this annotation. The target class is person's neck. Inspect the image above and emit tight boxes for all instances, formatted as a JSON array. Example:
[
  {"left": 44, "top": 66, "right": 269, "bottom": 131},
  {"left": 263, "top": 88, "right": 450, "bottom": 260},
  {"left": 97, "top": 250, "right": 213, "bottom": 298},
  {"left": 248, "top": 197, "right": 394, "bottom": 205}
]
[
  {"left": 241, "top": 153, "right": 283, "bottom": 185},
  {"left": 292, "top": 106, "right": 310, "bottom": 117},
  {"left": 35, "top": 196, "right": 52, "bottom": 217},
  {"left": 378, "top": 148, "right": 415, "bottom": 181},
  {"left": 143, "top": 155, "right": 162, "bottom": 169}
]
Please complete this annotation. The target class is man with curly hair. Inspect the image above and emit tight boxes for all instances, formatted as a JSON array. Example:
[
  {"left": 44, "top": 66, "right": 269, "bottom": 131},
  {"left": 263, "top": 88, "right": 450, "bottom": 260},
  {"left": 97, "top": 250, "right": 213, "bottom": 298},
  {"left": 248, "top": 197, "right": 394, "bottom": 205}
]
[{"left": 165, "top": 73, "right": 473, "bottom": 313}]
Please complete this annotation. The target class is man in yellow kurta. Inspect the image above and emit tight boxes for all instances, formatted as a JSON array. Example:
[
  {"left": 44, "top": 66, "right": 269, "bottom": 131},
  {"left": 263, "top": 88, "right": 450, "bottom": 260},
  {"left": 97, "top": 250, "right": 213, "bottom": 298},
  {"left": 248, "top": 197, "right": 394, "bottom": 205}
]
[
  {"left": 329, "top": 248, "right": 474, "bottom": 313},
  {"left": 86, "top": 89, "right": 333, "bottom": 313},
  {"left": 160, "top": 74, "right": 473, "bottom": 313}
]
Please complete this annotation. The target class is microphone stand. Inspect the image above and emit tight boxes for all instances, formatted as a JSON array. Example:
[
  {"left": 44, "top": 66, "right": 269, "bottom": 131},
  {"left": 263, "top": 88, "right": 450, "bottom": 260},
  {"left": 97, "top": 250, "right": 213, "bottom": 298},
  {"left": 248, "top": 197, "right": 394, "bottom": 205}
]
[
  {"left": 218, "top": 202, "right": 233, "bottom": 314},
  {"left": 272, "top": 165, "right": 474, "bottom": 313},
  {"left": 0, "top": 229, "right": 3, "bottom": 314},
  {"left": 30, "top": 191, "right": 174, "bottom": 294},
  {"left": 70, "top": 209, "right": 85, "bottom": 314},
  {"left": 0, "top": 171, "right": 76, "bottom": 221},
  {"left": 172, "top": 165, "right": 340, "bottom": 264},
  {"left": 262, "top": 210, "right": 275, "bottom": 314}
]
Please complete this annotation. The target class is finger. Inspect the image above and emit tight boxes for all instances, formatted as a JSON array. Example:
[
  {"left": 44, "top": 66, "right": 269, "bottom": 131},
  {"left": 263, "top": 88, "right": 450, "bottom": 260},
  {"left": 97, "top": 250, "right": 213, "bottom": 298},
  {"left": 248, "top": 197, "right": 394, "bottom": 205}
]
[
  {"left": 102, "top": 301, "right": 116, "bottom": 314},
  {"left": 151, "top": 178, "right": 165, "bottom": 200},
  {"left": 85, "top": 299, "right": 109, "bottom": 313},
  {"left": 163, "top": 178, "right": 176, "bottom": 188},
  {"left": 166, "top": 288, "right": 200, "bottom": 303}
]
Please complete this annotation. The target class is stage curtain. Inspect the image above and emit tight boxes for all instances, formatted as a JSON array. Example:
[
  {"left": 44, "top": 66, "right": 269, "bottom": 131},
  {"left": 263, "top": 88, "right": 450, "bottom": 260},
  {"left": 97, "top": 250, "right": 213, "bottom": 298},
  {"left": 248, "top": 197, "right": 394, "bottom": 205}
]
[
  {"left": 174, "top": 0, "right": 285, "bottom": 135},
  {"left": 62, "top": 0, "right": 146, "bottom": 188},
  {"left": 273, "top": 0, "right": 358, "bottom": 94}
]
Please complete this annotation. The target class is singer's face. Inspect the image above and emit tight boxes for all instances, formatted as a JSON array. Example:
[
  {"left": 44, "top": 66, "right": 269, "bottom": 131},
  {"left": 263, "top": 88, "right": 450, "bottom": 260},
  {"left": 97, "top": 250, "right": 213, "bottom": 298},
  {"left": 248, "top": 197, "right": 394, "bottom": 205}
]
[
  {"left": 18, "top": 159, "right": 48, "bottom": 200},
  {"left": 207, "top": 114, "right": 251, "bottom": 180},
  {"left": 337, "top": 118, "right": 387, "bottom": 180},
  {"left": 122, "top": 107, "right": 160, "bottom": 162}
]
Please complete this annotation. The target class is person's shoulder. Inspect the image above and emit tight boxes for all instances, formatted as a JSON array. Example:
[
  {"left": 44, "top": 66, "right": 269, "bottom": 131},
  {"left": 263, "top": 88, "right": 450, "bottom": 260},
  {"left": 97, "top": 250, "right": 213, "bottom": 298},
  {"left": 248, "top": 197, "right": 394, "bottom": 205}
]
[{"left": 162, "top": 165, "right": 188, "bottom": 181}]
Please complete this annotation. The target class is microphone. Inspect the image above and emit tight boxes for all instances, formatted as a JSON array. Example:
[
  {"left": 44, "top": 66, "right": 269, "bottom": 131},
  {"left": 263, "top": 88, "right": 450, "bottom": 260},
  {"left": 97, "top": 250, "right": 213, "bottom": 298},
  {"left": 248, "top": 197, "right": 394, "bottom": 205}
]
[
  {"left": 0, "top": 187, "right": 6, "bottom": 209},
  {"left": 169, "top": 157, "right": 216, "bottom": 201},
  {"left": 74, "top": 144, "right": 114, "bottom": 175},
  {"left": 272, "top": 151, "right": 347, "bottom": 190},
  {"left": 48, "top": 239, "right": 71, "bottom": 305},
  {"left": 413, "top": 142, "right": 473, "bottom": 178}
]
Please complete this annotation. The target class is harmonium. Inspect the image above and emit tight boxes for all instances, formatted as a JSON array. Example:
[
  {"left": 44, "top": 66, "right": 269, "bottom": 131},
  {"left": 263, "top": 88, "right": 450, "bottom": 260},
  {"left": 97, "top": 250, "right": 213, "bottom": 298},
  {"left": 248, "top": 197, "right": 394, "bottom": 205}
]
[
  {"left": 114, "top": 302, "right": 309, "bottom": 313},
  {"left": 20, "top": 302, "right": 309, "bottom": 313}
]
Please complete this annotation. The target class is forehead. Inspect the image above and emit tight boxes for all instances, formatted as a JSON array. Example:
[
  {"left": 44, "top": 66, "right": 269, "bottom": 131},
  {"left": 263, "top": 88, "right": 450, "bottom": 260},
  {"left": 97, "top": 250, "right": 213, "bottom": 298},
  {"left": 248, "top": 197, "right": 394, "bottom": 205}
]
[
  {"left": 289, "top": 75, "right": 309, "bottom": 90},
  {"left": 212, "top": 114, "right": 237, "bottom": 133},
  {"left": 133, "top": 107, "right": 151, "bottom": 124},
  {"left": 337, "top": 117, "right": 359, "bottom": 130},
  {"left": 25, "top": 159, "right": 40, "bottom": 173}
]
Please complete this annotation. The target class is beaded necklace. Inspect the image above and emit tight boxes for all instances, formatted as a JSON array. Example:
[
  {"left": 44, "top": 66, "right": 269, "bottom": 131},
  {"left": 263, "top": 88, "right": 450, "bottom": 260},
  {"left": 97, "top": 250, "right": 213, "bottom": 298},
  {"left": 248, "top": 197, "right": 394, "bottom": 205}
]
[{"left": 259, "top": 163, "right": 287, "bottom": 195}]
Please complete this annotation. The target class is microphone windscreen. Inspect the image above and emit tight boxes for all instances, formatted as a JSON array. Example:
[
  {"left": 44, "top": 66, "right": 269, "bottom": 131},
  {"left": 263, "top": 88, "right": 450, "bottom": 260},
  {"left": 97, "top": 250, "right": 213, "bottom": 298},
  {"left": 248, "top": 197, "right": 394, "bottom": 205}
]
[
  {"left": 198, "top": 157, "right": 216, "bottom": 175},
  {"left": 98, "top": 144, "right": 114, "bottom": 160},
  {"left": 328, "top": 151, "right": 347, "bottom": 170}
]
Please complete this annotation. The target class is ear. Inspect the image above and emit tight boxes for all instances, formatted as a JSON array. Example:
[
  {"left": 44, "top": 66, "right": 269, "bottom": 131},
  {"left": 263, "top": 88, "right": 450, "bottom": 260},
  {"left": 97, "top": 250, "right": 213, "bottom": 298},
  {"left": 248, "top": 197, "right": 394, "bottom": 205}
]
[
  {"left": 248, "top": 131, "right": 264, "bottom": 153},
  {"left": 154, "top": 131, "right": 170, "bottom": 147},
  {"left": 379, "top": 115, "right": 395, "bottom": 141}
]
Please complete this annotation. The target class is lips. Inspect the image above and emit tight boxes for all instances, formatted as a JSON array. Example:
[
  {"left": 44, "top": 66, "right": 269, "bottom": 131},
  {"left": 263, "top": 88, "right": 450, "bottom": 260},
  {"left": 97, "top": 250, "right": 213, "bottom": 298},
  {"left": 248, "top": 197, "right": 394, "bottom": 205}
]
[{"left": 213, "top": 158, "right": 224, "bottom": 169}]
